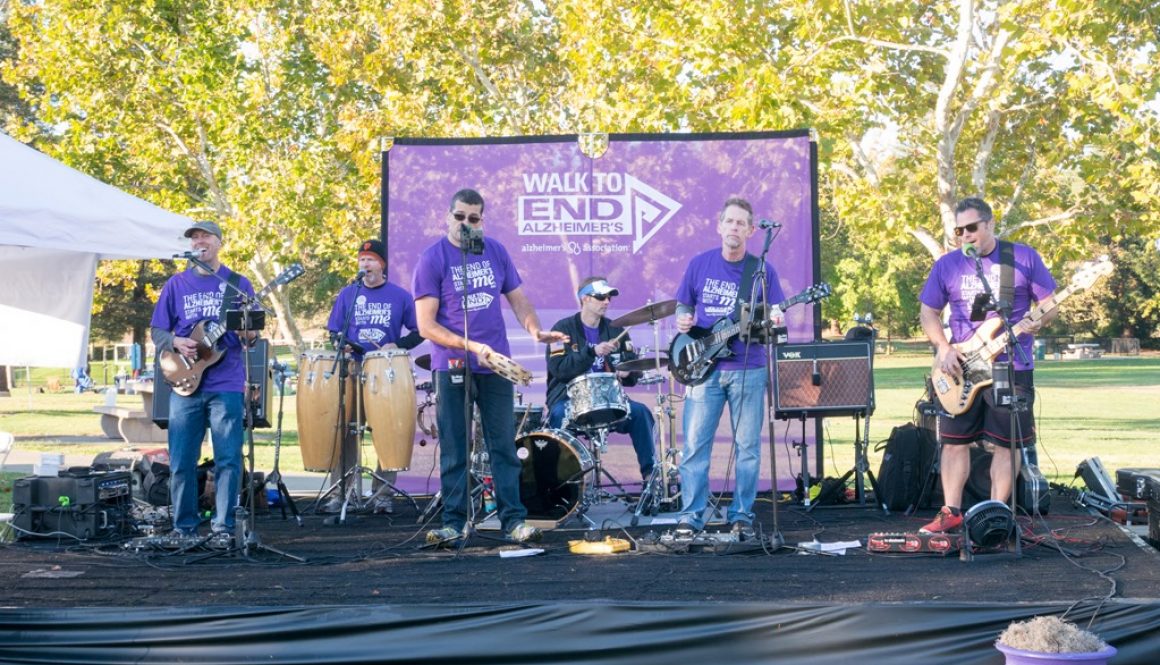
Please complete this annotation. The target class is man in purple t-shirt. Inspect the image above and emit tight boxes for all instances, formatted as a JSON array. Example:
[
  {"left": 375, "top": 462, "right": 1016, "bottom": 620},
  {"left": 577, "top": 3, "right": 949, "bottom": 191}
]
[
  {"left": 412, "top": 188, "right": 568, "bottom": 546},
  {"left": 150, "top": 221, "right": 257, "bottom": 546},
  {"left": 918, "top": 197, "right": 1057, "bottom": 534},
  {"left": 673, "top": 197, "right": 784, "bottom": 540},
  {"left": 322, "top": 238, "right": 422, "bottom": 514}
]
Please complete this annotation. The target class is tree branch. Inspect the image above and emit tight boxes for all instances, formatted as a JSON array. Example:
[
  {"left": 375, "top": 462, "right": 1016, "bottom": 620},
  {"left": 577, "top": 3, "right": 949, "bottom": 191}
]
[
  {"left": 999, "top": 209, "right": 1078, "bottom": 237},
  {"left": 908, "top": 226, "right": 945, "bottom": 260}
]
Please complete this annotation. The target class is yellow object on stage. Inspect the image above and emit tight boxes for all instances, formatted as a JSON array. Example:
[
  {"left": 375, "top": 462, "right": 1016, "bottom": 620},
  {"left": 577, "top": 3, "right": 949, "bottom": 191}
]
[{"left": 568, "top": 537, "right": 631, "bottom": 555}]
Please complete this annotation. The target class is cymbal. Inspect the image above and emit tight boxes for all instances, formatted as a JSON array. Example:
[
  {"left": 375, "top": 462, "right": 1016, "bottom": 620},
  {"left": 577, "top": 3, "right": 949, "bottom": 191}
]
[
  {"left": 415, "top": 354, "right": 432, "bottom": 371},
  {"left": 615, "top": 356, "right": 669, "bottom": 372},
  {"left": 609, "top": 299, "right": 679, "bottom": 327}
]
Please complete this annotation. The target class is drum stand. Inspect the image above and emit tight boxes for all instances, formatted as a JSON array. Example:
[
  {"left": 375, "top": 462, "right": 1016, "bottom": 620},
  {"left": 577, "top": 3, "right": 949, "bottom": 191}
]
[
  {"left": 631, "top": 311, "right": 682, "bottom": 526},
  {"left": 578, "top": 425, "right": 631, "bottom": 503}
]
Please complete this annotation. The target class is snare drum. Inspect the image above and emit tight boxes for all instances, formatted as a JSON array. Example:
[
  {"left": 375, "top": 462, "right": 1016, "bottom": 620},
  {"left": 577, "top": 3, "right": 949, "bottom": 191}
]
[
  {"left": 515, "top": 428, "right": 594, "bottom": 526},
  {"left": 513, "top": 403, "right": 544, "bottom": 436},
  {"left": 295, "top": 350, "right": 357, "bottom": 472},
  {"left": 565, "top": 372, "right": 629, "bottom": 429},
  {"left": 362, "top": 349, "right": 416, "bottom": 471}
]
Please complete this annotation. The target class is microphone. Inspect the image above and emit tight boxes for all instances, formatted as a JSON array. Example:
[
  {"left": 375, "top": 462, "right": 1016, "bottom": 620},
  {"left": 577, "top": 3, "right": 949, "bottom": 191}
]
[
  {"left": 173, "top": 248, "right": 206, "bottom": 259},
  {"left": 352, "top": 269, "right": 367, "bottom": 284},
  {"left": 963, "top": 243, "right": 979, "bottom": 259},
  {"left": 757, "top": 219, "right": 782, "bottom": 230}
]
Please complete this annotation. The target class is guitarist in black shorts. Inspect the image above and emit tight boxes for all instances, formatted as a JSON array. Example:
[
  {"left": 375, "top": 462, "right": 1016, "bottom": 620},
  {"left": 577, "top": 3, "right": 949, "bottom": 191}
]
[
  {"left": 918, "top": 198, "right": 1056, "bottom": 533},
  {"left": 150, "top": 220, "right": 257, "bottom": 545}
]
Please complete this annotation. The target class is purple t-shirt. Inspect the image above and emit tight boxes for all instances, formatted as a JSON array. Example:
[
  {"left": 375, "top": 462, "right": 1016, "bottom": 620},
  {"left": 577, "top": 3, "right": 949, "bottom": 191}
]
[
  {"left": 411, "top": 237, "right": 521, "bottom": 373},
  {"left": 582, "top": 324, "right": 605, "bottom": 373},
  {"left": 150, "top": 265, "right": 257, "bottom": 393},
  {"left": 327, "top": 280, "right": 417, "bottom": 361},
  {"left": 676, "top": 249, "right": 785, "bottom": 371},
  {"left": 919, "top": 242, "right": 1056, "bottom": 370}
]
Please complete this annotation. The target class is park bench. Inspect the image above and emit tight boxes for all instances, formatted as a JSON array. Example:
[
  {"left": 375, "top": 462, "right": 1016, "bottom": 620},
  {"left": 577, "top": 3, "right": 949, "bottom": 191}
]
[{"left": 93, "top": 383, "right": 166, "bottom": 443}]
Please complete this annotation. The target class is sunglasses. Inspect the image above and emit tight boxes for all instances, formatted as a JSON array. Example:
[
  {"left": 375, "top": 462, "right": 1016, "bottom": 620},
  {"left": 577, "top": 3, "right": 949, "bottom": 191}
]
[
  {"left": 589, "top": 294, "right": 611, "bottom": 302},
  {"left": 954, "top": 220, "right": 989, "bottom": 237},
  {"left": 452, "top": 212, "right": 482, "bottom": 223}
]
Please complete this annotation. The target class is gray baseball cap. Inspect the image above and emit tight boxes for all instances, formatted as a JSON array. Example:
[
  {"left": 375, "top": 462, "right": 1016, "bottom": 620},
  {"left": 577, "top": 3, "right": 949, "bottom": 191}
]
[{"left": 184, "top": 220, "right": 223, "bottom": 239}]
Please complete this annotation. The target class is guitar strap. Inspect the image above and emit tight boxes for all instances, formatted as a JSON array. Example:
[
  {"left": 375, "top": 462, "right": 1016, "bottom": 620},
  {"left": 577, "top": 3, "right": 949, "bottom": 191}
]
[
  {"left": 999, "top": 241, "right": 1015, "bottom": 306},
  {"left": 734, "top": 253, "right": 759, "bottom": 319}
]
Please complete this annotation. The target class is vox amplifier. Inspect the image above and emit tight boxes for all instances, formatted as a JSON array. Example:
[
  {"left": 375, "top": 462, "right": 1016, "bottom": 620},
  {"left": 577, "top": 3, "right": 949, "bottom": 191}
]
[{"left": 774, "top": 341, "right": 874, "bottom": 418}]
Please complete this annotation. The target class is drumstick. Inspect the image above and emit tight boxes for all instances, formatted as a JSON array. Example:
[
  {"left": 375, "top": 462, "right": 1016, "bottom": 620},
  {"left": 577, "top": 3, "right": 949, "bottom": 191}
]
[{"left": 612, "top": 327, "right": 631, "bottom": 344}]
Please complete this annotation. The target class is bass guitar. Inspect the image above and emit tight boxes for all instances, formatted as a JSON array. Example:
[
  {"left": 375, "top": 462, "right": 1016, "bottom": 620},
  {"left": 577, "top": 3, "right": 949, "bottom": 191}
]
[
  {"left": 159, "top": 263, "right": 305, "bottom": 396},
  {"left": 669, "top": 282, "right": 832, "bottom": 386},
  {"left": 930, "top": 257, "right": 1112, "bottom": 415}
]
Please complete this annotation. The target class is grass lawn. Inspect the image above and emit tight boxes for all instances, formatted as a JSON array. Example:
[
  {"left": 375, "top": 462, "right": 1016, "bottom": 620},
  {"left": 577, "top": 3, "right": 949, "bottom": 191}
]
[{"left": 3, "top": 354, "right": 1157, "bottom": 487}]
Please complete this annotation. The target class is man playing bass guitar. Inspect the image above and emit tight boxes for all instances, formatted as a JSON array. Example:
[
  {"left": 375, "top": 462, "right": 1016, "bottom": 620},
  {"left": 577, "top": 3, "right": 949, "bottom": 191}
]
[
  {"left": 918, "top": 198, "right": 1056, "bottom": 534},
  {"left": 672, "top": 197, "right": 784, "bottom": 540}
]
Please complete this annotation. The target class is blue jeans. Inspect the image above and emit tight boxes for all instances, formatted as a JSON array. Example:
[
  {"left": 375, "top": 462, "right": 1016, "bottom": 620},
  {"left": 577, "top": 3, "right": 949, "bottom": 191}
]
[
  {"left": 548, "top": 399, "right": 656, "bottom": 479},
  {"left": 435, "top": 371, "right": 526, "bottom": 532},
  {"left": 167, "top": 390, "right": 243, "bottom": 534},
  {"left": 678, "top": 367, "right": 767, "bottom": 529}
]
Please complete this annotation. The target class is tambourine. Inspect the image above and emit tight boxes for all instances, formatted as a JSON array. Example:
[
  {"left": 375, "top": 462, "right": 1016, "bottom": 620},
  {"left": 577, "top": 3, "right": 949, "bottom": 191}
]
[{"left": 483, "top": 350, "right": 533, "bottom": 386}]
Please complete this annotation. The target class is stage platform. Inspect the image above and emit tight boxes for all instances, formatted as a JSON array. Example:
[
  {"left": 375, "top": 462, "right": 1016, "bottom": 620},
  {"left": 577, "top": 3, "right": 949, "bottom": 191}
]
[{"left": 2, "top": 489, "right": 1159, "bottom": 664}]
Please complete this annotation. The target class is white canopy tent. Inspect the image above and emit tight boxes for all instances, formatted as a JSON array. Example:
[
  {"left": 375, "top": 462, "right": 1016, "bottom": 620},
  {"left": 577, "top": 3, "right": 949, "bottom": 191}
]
[{"left": 0, "top": 133, "right": 189, "bottom": 368}]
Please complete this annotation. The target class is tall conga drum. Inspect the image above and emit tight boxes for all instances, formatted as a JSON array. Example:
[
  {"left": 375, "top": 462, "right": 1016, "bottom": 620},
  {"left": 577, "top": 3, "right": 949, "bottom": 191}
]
[
  {"left": 362, "top": 349, "right": 417, "bottom": 471},
  {"left": 296, "top": 350, "right": 357, "bottom": 472}
]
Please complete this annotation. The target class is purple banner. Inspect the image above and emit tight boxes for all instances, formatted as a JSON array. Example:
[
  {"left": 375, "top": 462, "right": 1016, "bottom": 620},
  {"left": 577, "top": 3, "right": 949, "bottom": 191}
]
[{"left": 386, "top": 133, "right": 820, "bottom": 490}]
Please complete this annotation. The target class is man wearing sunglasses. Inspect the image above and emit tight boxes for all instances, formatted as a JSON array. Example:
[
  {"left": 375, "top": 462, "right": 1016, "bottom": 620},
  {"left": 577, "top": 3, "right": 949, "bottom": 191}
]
[
  {"left": 412, "top": 188, "right": 568, "bottom": 546},
  {"left": 544, "top": 277, "right": 657, "bottom": 482},
  {"left": 918, "top": 197, "right": 1057, "bottom": 534},
  {"left": 673, "top": 197, "right": 784, "bottom": 541}
]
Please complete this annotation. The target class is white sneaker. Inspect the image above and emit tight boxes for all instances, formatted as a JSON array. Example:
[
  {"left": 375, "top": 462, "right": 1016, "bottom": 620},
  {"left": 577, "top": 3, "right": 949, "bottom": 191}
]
[{"left": 371, "top": 494, "right": 394, "bottom": 514}]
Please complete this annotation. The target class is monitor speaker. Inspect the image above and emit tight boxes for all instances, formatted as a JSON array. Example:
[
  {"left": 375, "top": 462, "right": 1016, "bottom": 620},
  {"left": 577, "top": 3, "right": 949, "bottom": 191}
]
[{"left": 774, "top": 341, "right": 873, "bottom": 418}]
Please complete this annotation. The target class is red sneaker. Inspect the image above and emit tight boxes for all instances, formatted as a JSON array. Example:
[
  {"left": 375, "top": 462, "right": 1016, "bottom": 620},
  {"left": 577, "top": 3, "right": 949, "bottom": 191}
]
[{"left": 919, "top": 506, "right": 963, "bottom": 534}]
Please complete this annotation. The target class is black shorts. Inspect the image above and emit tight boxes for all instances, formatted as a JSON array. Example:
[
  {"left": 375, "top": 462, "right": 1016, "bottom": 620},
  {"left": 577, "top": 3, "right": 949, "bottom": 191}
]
[{"left": 939, "top": 369, "right": 1035, "bottom": 449}]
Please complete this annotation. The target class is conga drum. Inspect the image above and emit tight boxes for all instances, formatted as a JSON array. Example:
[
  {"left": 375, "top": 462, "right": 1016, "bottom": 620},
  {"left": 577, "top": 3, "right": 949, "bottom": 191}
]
[
  {"left": 362, "top": 349, "right": 417, "bottom": 471},
  {"left": 295, "top": 350, "right": 356, "bottom": 472}
]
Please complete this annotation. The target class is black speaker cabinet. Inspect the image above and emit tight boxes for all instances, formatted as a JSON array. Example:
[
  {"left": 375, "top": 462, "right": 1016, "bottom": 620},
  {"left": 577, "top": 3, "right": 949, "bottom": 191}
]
[
  {"left": 12, "top": 473, "right": 133, "bottom": 540},
  {"left": 963, "top": 445, "right": 1051, "bottom": 515},
  {"left": 774, "top": 341, "right": 874, "bottom": 418},
  {"left": 151, "top": 340, "right": 271, "bottom": 429}
]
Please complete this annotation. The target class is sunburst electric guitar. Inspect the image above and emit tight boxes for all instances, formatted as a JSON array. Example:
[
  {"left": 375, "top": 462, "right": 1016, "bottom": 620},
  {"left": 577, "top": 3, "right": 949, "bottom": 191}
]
[
  {"left": 159, "top": 263, "right": 304, "bottom": 396},
  {"left": 930, "top": 257, "right": 1112, "bottom": 416}
]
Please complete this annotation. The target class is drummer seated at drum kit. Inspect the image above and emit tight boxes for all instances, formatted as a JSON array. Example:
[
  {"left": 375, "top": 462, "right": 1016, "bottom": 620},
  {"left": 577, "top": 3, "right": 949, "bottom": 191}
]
[{"left": 545, "top": 277, "right": 657, "bottom": 482}]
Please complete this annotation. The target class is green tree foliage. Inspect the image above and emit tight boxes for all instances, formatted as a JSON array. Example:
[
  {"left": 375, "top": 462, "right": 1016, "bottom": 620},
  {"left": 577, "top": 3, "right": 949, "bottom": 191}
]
[{"left": 3, "top": 0, "right": 1157, "bottom": 344}]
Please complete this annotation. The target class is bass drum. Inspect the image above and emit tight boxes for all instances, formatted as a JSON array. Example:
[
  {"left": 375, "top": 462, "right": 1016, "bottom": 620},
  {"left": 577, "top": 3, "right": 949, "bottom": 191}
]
[
  {"left": 515, "top": 428, "right": 593, "bottom": 526},
  {"left": 296, "top": 350, "right": 357, "bottom": 472},
  {"left": 362, "top": 349, "right": 417, "bottom": 471}
]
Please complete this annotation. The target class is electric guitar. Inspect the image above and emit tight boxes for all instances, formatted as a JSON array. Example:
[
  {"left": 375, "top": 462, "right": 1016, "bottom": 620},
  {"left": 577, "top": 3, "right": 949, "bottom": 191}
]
[
  {"left": 669, "top": 282, "right": 832, "bottom": 386},
  {"left": 159, "top": 263, "right": 305, "bottom": 396},
  {"left": 930, "top": 257, "right": 1113, "bottom": 416}
]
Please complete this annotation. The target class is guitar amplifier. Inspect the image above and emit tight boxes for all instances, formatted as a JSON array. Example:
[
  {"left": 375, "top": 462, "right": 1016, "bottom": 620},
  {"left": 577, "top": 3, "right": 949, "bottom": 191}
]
[
  {"left": 1116, "top": 468, "right": 1160, "bottom": 501},
  {"left": 774, "top": 341, "right": 874, "bottom": 418},
  {"left": 151, "top": 340, "right": 271, "bottom": 429},
  {"left": 12, "top": 472, "right": 134, "bottom": 540}
]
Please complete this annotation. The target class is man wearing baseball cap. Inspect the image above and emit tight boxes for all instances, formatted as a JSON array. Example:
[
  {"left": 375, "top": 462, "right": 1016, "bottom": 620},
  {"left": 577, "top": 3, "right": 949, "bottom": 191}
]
[
  {"left": 150, "top": 220, "right": 256, "bottom": 548},
  {"left": 545, "top": 277, "right": 656, "bottom": 482},
  {"left": 322, "top": 238, "right": 422, "bottom": 514}
]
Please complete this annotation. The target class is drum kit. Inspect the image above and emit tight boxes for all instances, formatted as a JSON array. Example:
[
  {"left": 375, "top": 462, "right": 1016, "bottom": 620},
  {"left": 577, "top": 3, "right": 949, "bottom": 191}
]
[{"left": 295, "top": 297, "right": 685, "bottom": 530}]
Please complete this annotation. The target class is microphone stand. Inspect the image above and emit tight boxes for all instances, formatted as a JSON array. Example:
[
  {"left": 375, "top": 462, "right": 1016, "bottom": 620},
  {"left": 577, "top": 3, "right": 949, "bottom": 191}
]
[
  {"left": 455, "top": 224, "right": 483, "bottom": 555},
  {"left": 751, "top": 225, "right": 784, "bottom": 550},
  {"left": 964, "top": 249, "right": 1025, "bottom": 560},
  {"left": 321, "top": 274, "right": 365, "bottom": 525},
  {"left": 182, "top": 254, "right": 303, "bottom": 562}
]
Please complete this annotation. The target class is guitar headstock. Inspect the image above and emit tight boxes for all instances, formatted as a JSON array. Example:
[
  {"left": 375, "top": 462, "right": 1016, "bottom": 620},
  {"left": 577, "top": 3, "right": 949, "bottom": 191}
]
[
  {"left": 274, "top": 263, "right": 306, "bottom": 287},
  {"left": 1069, "top": 257, "right": 1113, "bottom": 291},
  {"left": 784, "top": 282, "right": 832, "bottom": 308}
]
